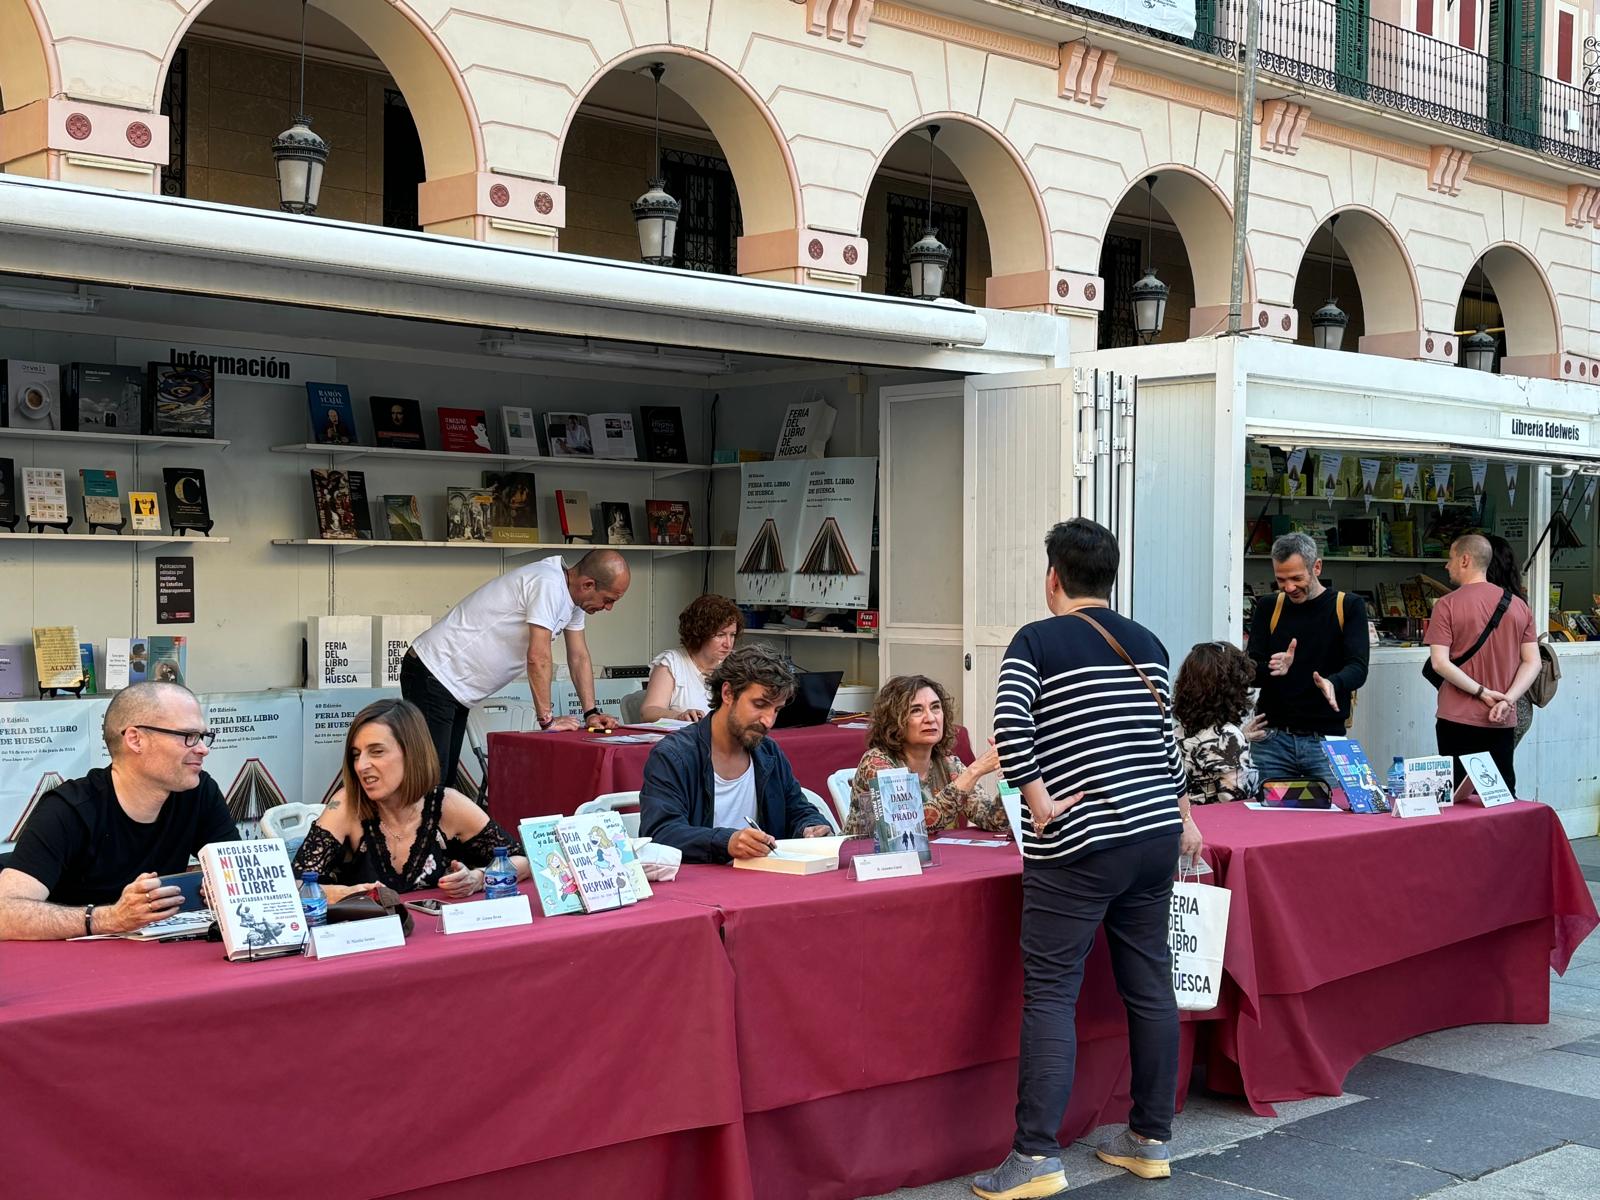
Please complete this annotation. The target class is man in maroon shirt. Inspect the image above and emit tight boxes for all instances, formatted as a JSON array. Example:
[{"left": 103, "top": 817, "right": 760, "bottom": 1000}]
[{"left": 1425, "top": 533, "right": 1540, "bottom": 791}]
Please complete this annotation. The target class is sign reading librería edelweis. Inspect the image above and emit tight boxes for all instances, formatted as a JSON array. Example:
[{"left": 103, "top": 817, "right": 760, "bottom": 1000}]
[{"left": 1499, "top": 412, "right": 1590, "bottom": 447}]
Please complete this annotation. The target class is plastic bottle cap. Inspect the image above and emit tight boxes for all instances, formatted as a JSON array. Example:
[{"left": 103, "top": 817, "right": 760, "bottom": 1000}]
[{"left": 302, "top": 871, "right": 318, "bottom": 884}]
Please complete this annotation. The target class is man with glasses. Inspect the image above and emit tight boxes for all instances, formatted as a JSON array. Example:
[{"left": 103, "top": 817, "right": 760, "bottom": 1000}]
[{"left": 0, "top": 682, "right": 237, "bottom": 941}]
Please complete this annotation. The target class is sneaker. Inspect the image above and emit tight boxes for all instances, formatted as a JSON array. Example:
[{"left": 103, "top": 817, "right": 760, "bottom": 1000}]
[
  {"left": 971, "top": 1149, "right": 1067, "bottom": 1199},
  {"left": 1094, "top": 1129, "right": 1172, "bottom": 1179}
]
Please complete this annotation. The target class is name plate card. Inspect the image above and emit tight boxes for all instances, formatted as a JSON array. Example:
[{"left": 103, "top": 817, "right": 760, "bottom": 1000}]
[
  {"left": 309, "top": 914, "right": 406, "bottom": 960},
  {"left": 851, "top": 851, "right": 923, "bottom": 882},
  {"left": 1458, "top": 752, "right": 1515, "bottom": 807},
  {"left": 440, "top": 893, "right": 533, "bottom": 934}
]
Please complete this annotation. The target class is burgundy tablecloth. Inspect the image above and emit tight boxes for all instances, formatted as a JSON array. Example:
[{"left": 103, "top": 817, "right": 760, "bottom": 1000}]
[
  {"left": 1192, "top": 800, "right": 1597, "bottom": 1114},
  {"left": 0, "top": 888, "right": 749, "bottom": 1200},
  {"left": 487, "top": 723, "right": 973, "bottom": 829},
  {"left": 656, "top": 835, "right": 1198, "bottom": 1200}
]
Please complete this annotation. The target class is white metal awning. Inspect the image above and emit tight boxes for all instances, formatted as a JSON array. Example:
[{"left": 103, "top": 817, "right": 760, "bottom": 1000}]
[{"left": 1244, "top": 420, "right": 1600, "bottom": 471}]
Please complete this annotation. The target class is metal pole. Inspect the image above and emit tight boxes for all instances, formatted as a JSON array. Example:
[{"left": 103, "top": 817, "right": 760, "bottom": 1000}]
[{"left": 1227, "top": 0, "right": 1261, "bottom": 335}]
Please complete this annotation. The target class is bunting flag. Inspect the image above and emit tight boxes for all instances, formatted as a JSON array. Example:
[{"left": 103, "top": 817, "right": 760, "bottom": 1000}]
[
  {"left": 1320, "top": 451, "right": 1343, "bottom": 507},
  {"left": 1394, "top": 461, "right": 1420, "bottom": 512},
  {"left": 1584, "top": 478, "right": 1597, "bottom": 524},
  {"left": 1505, "top": 463, "right": 1518, "bottom": 510},
  {"left": 1360, "top": 458, "right": 1381, "bottom": 512},
  {"left": 1432, "top": 462, "right": 1454, "bottom": 514},
  {"left": 1469, "top": 459, "right": 1488, "bottom": 515},
  {"left": 1285, "top": 448, "right": 1308, "bottom": 497}
]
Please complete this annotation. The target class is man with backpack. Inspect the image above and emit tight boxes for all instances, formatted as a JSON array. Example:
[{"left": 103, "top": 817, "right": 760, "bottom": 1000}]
[{"left": 1248, "top": 532, "right": 1370, "bottom": 789}]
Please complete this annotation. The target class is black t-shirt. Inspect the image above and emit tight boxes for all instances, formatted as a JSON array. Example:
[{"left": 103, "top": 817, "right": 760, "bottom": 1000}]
[
  {"left": 5, "top": 767, "right": 239, "bottom": 905},
  {"left": 1248, "top": 588, "right": 1371, "bottom": 736}
]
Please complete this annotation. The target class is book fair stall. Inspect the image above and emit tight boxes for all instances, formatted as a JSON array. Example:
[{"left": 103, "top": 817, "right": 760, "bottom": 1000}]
[{"left": 0, "top": 177, "right": 1595, "bottom": 1200}]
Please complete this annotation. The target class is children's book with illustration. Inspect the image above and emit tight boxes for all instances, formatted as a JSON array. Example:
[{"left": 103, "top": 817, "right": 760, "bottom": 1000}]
[
  {"left": 519, "top": 816, "right": 585, "bottom": 917},
  {"left": 555, "top": 813, "right": 638, "bottom": 912}
]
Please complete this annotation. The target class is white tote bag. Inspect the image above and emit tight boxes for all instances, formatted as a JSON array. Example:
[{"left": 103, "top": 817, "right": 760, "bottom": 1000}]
[{"left": 1169, "top": 869, "right": 1230, "bottom": 1012}]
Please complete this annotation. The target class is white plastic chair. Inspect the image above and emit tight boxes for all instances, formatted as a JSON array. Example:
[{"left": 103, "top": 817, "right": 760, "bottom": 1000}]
[
  {"left": 619, "top": 688, "right": 647, "bottom": 726},
  {"left": 259, "top": 802, "right": 325, "bottom": 859},
  {"left": 826, "top": 768, "right": 855, "bottom": 830},
  {"left": 802, "top": 787, "right": 841, "bottom": 834},
  {"left": 575, "top": 790, "right": 642, "bottom": 837}
]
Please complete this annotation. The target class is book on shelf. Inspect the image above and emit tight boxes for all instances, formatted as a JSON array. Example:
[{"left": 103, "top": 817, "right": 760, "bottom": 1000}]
[
  {"left": 199, "top": 839, "right": 308, "bottom": 961},
  {"left": 600, "top": 501, "right": 634, "bottom": 545},
  {"left": 63, "top": 363, "right": 143, "bottom": 433},
  {"left": 438, "top": 407, "right": 491, "bottom": 453},
  {"left": 639, "top": 405, "right": 688, "bottom": 463},
  {"left": 346, "top": 470, "right": 374, "bottom": 539},
  {"left": 2, "top": 360, "right": 61, "bottom": 431},
  {"left": 1377, "top": 582, "right": 1405, "bottom": 619},
  {"left": 1246, "top": 443, "right": 1273, "bottom": 493},
  {"left": 556, "top": 488, "right": 593, "bottom": 540},
  {"left": 481, "top": 471, "right": 539, "bottom": 543},
  {"left": 1388, "top": 520, "right": 1416, "bottom": 557},
  {"left": 774, "top": 400, "right": 836, "bottom": 460},
  {"left": 446, "top": 486, "right": 494, "bottom": 542},
  {"left": 105, "top": 638, "right": 130, "bottom": 691},
  {"left": 501, "top": 406, "right": 542, "bottom": 455},
  {"left": 383, "top": 494, "right": 424, "bottom": 541},
  {"left": 0, "top": 457, "right": 15, "bottom": 527},
  {"left": 146, "top": 362, "right": 215, "bottom": 439},
  {"left": 32, "top": 625, "right": 85, "bottom": 691},
  {"left": 732, "top": 838, "right": 843, "bottom": 875},
  {"left": 79, "top": 468, "right": 123, "bottom": 528},
  {"left": 305, "top": 382, "right": 358, "bottom": 446},
  {"left": 369, "top": 396, "right": 426, "bottom": 449},
  {"left": 871, "top": 766, "right": 931, "bottom": 863},
  {"left": 22, "top": 467, "right": 68, "bottom": 525},
  {"left": 128, "top": 490, "right": 161, "bottom": 532},
  {"left": 518, "top": 816, "right": 585, "bottom": 917},
  {"left": 0, "top": 642, "right": 24, "bottom": 698},
  {"left": 554, "top": 813, "right": 637, "bottom": 912},
  {"left": 1401, "top": 582, "right": 1428, "bottom": 620},
  {"left": 310, "top": 469, "right": 360, "bottom": 540},
  {"left": 644, "top": 499, "right": 693, "bottom": 546},
  {"left": 542, "top": 411, "right": 595, "bottom": 457},
  {"left": 162, "top": 467, "right": 211, "bottom": 533},
  {"left": 129, "top": 636, "right": 188, "bottom": 686},
  {"left": 78, "top": 643, "right": 97, "bottom": 694},
  {"left": 589, "top": 412, "right": 638, "bottom": 460}
]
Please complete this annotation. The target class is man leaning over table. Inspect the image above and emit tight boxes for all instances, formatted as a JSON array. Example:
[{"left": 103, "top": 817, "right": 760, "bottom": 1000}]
[
  {"left": 0, "top": 682, "right": 236, "bottom": 941},
  {"left": 639, "top": 643, "right": 833, "bottom": 863}
]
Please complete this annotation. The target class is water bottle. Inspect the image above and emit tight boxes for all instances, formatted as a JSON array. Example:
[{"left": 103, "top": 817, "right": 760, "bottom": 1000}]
[
  {"left": 484, "top": 846, "right": 518, "bottom": 899},
  {"left": 1385, "top": 757, "right": 1405, "bottom": 804},
  {"left": 299, "top": 871, "right": 327, "bottom": 927}
]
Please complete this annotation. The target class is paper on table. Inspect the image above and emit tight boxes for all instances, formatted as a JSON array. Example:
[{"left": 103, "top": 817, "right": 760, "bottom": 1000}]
[
  {"left": 625, "top": 718, "right": 692, "bottom": 731},
  {"left": 602, "top": 733, "right": 664, "bottom": 744},
  {"left": 935, "top": 837, "right": 1012, "bottom": 848},
  {"left": 770, "top": 835, "right": 848, "bottom": 857}
]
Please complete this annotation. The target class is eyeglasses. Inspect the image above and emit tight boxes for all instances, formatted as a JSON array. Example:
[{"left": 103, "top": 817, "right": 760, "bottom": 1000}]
[{"left": 128, "top": 725, "right": 217, "bottom": 748}]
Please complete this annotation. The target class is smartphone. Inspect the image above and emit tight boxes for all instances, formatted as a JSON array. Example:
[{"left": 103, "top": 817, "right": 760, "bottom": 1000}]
[
  {"left": 156, "top": 870, "right": 206, "bottom": 911},
  {"left": 405, "top": 899, "right": 445, "bottom": 915}
]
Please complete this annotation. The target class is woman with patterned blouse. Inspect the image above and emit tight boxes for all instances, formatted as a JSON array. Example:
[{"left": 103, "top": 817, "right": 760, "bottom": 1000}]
[
  {"left": 294, "top": 698, "right": 528, "bottom": 901},
  {"left": 1172, "top": 642, "right": 1266, "bottom": 804},
  {"left": 843, "top": 675, "right": 1007, "bottom": 836}
]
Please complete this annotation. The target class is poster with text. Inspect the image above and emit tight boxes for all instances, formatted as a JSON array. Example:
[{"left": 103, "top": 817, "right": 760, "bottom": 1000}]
[
  {"left": 735, "top": 460, "right": 809, "bottom": 606},
  {"left": 203, "top": 691, "right": 304, "bottom": 839},
  {"left": 0, "top": 698, "right": 109, "bottom": 849},
  {"left": 790, "top": 458, "right": 879, "bottom": 609},
  {"left": 300, "top": 687, "right": 396, "bottom": 805}
]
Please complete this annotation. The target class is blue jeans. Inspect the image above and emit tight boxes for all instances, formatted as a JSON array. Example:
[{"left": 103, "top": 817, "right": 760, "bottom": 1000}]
[{"left": 1251, "top": 729, "right": 1338, "bottom": 790}]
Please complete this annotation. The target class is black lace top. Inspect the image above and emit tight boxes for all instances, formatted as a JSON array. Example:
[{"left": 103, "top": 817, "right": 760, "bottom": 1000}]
[{"left": 291, "top": 786, "right": 524, "bottom": 893}]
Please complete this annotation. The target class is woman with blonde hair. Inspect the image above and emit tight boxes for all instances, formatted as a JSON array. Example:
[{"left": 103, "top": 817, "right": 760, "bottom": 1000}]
[
  {"left": 293, "top": 698, "right": 528, "bottom": 901},
  {"left": 842, "top": 675, "right": 1006, "bottom": 837}
]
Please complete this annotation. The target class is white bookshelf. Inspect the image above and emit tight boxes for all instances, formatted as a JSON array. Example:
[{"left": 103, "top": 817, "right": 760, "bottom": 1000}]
[
  {"left": 743, "top": 627, "right": 878, "bottom": 641},
  {"left": 270, "top": 442, "right": 732, "bottom": 479},
  {"left": 0, "top": 428, "right": 229, "bottom": 451},
  {"left": 272, "top": 538, "right": 734, "bottom": 558},
  {"left": 0, "top": 532, "right": 229, "bottom": 549}
]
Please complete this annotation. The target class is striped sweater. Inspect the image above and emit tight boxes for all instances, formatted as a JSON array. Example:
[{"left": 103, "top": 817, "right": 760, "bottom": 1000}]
[{"left": 994, "top": 609, "right": 1187, "bottom": 865}]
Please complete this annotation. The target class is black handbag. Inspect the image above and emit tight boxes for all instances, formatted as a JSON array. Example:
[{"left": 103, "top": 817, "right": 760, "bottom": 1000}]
[
  {"left": 328, "top": 885, "right": 414, "bottom": 936},
  {"left": 1420, "top": 588, "right": 1512, "bottom": 690}
]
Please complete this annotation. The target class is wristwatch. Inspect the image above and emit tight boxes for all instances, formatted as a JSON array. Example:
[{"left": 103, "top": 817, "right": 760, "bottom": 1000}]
[
  {"left": 537, "top": 712, "right": 555, "bottom": 730},
  {"left": 582, "top": 706, "right": 604, "bottom": 720},
  {"left": 83, "top": 904, "right": 95, "bottom": 937}
]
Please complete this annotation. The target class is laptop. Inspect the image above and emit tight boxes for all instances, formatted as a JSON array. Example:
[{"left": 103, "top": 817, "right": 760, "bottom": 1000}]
[{"left": 773, "top": 671, "right": 844, "bottom": 729}]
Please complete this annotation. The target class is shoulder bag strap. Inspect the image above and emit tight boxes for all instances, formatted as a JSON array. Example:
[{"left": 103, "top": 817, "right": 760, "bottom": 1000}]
[
  {"left": 1270, "top": 592, "right": 1286, "bottom": 635},
  {"left": 1070, "top": 611, "right": 1168, "bottom": 720},
  {"left": 1451, "top": 588, "right": 1513, "bottom": 670}
]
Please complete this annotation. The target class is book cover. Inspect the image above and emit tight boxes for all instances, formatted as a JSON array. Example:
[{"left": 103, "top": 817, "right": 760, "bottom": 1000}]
[
  {"left": 78, "top": 643, "right": 97, "bottom": 694},
  {"left": 438, "top": 407, "right": 491, "bottom": 453},
  {"left": 79, "top": 468, "right": 123, "bottom": 528},
  {"left": 1246, "top": 443, "right": 1273, "bottom": 493},
  {"left": 105, "top": 637, "right": 130, "bottom": 691},
  {"left": 1389, "top": 520, "right": 1416, "bottom": 557},
  {"left": 774, "top": 400, "right": 836, "bottom": 460},
  {"left": 129, "top": 635, "right": 188, "bottom": 686},
  {"left": 199, "top": 839, "right": 308, "bottom": 961},
  {"left": 1320, "top": 737, "right": 1390, "bottom": 813},
  {"left": 600, "top": 501, "right": 634, "bottom": 545},
  {"left": 645, "top": 499, "right": 693, "bottom": 546},
  {"left": 145, "top": 363, "right": 214, "bottom": 439},
  {"left": 369, "top": 396, "right": 426, "bottom": 449},
  {"left": 501, "top": 406, "right": 542, "bottom": 455},
  {"left": 0, "top": 457, "right": 14, "bottom": 527},
  {"left": 0, "top": 642, "right": 24, "bottom": 698},
  {"left": 557, "top": 488, "right": 593, "bottom": 539},
  {"left": 310, "top": 469, "right": 359, "bottom": 540},
  {"left": 518, "top": 816, "right": 584, "bottom": 917},
  {"left": 589, "top": 413, "right": 638, "bottom": 460},
  {"left": 346, "top": 469, "right": 374, "bottom": 539},
  {"left": 306, "top": 382, "right": 358, "bottom": 445},
  {"left": 162, "top": 467, "right": 211, "bottom": 532},
  {"left": 22, "top": 467, "right": 68, "bottom": 525},
  {"left": 445, "top": 486, "right": 494, "bottom": 542},
  {"left": 871, "top": 766, "right": 931, "bottom": 863},
  {"left": 128, "top": 491, "right": 161, "bottom": 532},
  {"left": 31, "top": 625, "right": 85, "bottom": 690},
  {"left": 554, "top": 815, "right": 633, "bottom": 912},
  {"left": 65, "top": 363, "right": 143, "bottom": 433},
  {"left": 1401, "top": 582, "right": 1428, "bottom": 620},
  {"left": 3, "top": 360, "right": 61, "bottom": 431},
  {"left": 482, "top": 472, "right": 539, "bottom": 543},
  {"left": 1402, "top": 755, "right": 1454, "bottom": 810},
  {"left": 1378, "top": 582, "right": 1405, "bottom": 619},
  {"left": 543, "top": 411, "right": 594, "bottom": 457},
  {"left": 639, "top": 405, "right": 688, "bottom": 463},
  {"left": 383, "top": 494, "right": 423, "bottom": 541}
]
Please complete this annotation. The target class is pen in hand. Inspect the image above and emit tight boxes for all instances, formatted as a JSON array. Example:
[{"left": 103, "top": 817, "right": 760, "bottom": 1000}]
[{"left": 745, "top": 816, "right": 776, "bottom": 854}]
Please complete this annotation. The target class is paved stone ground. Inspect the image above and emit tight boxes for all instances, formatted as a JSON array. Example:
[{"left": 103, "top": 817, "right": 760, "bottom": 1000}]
[{"left": 874, "top": 838, "right": 1600, "bottom": 1200}]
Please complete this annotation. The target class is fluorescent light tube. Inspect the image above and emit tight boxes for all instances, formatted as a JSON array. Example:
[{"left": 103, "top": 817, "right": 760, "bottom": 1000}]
[{"left": 0, "top": 285, "right": 100, "bottom": 314}]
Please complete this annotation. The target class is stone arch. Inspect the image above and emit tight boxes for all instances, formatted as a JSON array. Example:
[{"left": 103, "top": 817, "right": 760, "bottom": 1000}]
[
  {"left": 556, "top": 45, "right": 801, "bottom": 239},
  {"left": 156, "top": 0, "right": 483, "bottom": 180},
  {"left": 1298, "top": 205, "right": 1423, "bottom": 341},
  {"left": 1467, "top": 242, "right": 1560, "bottom": 360},
  {"left": 1098, "top": 165, "right": 1248, "bottom": 314},
  {"left": 0, "top": 0, "right": 58, "bottom": 110},
  {"left": 859, "top": 112, "right": 1049, "bottom": 281}
]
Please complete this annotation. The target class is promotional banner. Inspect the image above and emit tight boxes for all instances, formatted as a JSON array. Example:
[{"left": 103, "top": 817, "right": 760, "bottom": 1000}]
[
  {"left": 1051, "top": 0, "right": 1196, "bottom": 39},
  {"left": 0, "top": 698, "right": 108, "bottom": 848},
  {"left": 204, "top": 691, "right": 303, "bottom": 840},
  {"left": 301, "top": 687, "right": 395, "bottom": 805},
  {"left": 791, "top": 458, "right": 879, "bottom": 609},
  {"left": 735, "top": 460, "right": 809, "bottom": 606}
]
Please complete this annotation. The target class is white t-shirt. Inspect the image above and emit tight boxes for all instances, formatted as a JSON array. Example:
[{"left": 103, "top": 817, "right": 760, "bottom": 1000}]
[
  {"left": 712, "top": 759, "right": 757, "bottom": 831},
  {"left": 649, "top": 647, "right": 711, "bottom": 714},
  {"left": 412, "top": 556, "right": 585, "bottom": 706}
]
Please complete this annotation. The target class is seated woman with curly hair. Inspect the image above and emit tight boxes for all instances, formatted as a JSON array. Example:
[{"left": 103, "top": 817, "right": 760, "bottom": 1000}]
[
  {"left": 842, "top": 674, "right": 1008, "bottom": 837},
  {"left": 640, "top": 593, "right": 745, "bottom": 722},
  {"left": 1173, "top": 641, "right": 1266, "bottom": 804}
]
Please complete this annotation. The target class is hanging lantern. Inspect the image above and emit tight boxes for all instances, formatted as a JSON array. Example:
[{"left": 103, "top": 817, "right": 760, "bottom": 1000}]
[
  {"left": 908, "top": 227, "right": 952, "bottom": 301},
  {"left": 271, "top": 3, "right": 328, "bottom": 216},
  {"left": 1462, "top": 327, "right": 1498, "bottom": 372},
  {"left": 632, "top": 63, "right": 681, "bottom": 266},
  {"left": 1132, "top": 269, "right": 1169, "bottom": 344},
  {"left": 1310, "top": 299, "right": 1349, "bottom": 352}
]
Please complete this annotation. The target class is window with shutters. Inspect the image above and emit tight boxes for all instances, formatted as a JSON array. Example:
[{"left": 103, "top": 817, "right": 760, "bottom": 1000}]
[
  {"left": 1458, "top": 0, "right": 1477, "bottom": 49},
  {"left": 1096, "top": 234, "right": 1143, "bottom": 351},
  {"left": 1556, "top": 8, "right": 1573, "bottom": 83},
  {"left": 1415, "top": 0, "right": 1433, "bottom": 36}
]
